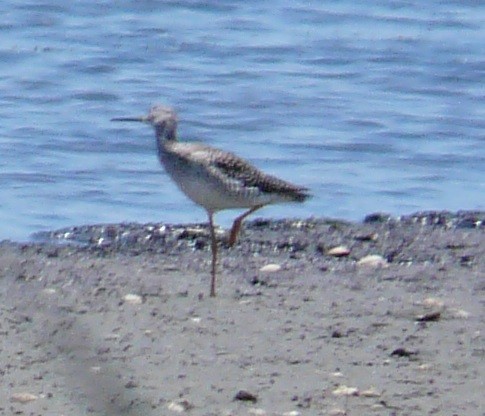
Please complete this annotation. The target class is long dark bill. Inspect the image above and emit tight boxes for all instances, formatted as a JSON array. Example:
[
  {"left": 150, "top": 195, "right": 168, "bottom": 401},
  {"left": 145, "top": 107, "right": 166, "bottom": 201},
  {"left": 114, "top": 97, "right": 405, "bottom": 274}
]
[{"left": 110, "top": 116, "right": 147, "bottom": 122}]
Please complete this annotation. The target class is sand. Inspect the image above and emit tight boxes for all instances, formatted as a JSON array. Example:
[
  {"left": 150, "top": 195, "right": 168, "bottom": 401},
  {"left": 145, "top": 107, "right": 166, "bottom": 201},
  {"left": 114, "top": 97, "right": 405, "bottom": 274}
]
[{"left": 1, "top": 211, "right": 484, "bottom": 416}]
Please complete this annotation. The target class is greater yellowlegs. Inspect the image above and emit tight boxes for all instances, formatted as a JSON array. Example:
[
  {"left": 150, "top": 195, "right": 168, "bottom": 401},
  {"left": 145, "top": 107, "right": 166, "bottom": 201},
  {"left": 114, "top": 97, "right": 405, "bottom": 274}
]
[{"left": 112, "top": 105, "right": 310, "bottom": 297}]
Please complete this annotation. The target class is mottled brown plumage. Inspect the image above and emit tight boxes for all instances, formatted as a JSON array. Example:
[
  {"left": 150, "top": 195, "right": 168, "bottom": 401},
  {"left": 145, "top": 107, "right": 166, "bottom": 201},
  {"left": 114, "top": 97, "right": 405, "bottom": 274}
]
[{"left": 112, "top": 105, "right": 310, "bottom": 296}]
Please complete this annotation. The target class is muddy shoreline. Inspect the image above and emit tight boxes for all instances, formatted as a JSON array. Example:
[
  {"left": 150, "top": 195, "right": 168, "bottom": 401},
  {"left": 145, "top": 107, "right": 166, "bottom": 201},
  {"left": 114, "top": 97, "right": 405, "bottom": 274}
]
[{"left": 1, "top": 211, "right": 484, "bottom": 415}]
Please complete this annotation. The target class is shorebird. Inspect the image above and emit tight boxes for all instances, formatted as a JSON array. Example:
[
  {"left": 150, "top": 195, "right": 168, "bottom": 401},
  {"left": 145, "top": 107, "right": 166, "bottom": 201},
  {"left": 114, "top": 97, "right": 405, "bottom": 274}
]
[{"left": 112, "top": 105, "right": 310, "bottom": 297}]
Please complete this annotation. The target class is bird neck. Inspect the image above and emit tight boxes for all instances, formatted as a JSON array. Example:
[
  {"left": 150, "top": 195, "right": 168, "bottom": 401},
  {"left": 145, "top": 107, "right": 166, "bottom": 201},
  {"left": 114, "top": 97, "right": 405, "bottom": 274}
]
[
  {"left": 155, "top": 127, "right": 177, "bottom": 159},
  {"left": 155, "top": 124, "right": 177, "bottom": 142}
]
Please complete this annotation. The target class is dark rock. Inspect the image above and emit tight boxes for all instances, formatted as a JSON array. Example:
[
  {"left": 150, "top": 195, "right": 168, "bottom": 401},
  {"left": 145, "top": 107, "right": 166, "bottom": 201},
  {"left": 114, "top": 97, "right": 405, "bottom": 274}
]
[
  {"left": 234, "top": 390, "right": 258, "bottom": 403},
  {"left": 391, "top": 347, "right": 417, "bottom": 358}
]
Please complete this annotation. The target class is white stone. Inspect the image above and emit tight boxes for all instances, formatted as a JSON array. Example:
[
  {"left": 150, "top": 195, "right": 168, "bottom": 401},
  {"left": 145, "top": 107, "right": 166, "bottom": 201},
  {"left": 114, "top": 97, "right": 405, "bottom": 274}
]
[
  {"left": 357, "top": 254, "right": 388, "bottom": 268},
  {"left": 332, "top": 385, "right": 359, "bottom": 396},
  {"left": 422, "top": 297, "right": 445, "bottom": 308},
  {"left": 10, "top": 392, "right": 38, "bottom": 403},
  {"left": 327, "top": 245, "right": 351, "bottom": 257},
  {"left": 123, "top": 293, "right": 143, "bottom": 305},
  {"left": 259, "top": 264, "right": 282, "bottom": 273},
  {"left": 360, "top": 388, "right": 381, "bottom": 397},
  {"left": 167, "top": 402, "right": 184, "bottom": 413}
]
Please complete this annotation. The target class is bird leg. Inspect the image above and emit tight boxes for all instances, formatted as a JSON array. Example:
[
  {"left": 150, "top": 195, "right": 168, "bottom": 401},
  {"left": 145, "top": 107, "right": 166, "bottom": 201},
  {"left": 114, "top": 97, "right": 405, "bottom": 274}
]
[
  {"left": 228, "top": 205, "right": 264, "bottom": 247},
  {"left": 207, "top": 211, "right": 218, "bottom": 297}
]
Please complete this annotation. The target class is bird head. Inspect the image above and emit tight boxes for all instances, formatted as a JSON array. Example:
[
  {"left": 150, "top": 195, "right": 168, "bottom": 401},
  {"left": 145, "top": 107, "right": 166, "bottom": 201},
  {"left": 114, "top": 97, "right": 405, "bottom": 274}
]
[{"left": 111, "top": 105, "right": 178, "bottom": 141}]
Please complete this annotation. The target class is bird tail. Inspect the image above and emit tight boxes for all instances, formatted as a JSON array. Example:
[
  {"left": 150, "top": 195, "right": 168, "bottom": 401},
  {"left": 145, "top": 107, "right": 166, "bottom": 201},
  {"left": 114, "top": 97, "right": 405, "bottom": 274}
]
[{"left": 294, "top": 187, "right": 312, "bottom": 202}]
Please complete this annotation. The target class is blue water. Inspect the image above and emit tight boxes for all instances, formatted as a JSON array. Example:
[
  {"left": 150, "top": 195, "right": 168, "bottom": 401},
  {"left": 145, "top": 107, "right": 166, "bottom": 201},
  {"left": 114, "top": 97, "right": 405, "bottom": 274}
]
[{"left": 1, "top": 1, "right": 484, "bottom": 241}]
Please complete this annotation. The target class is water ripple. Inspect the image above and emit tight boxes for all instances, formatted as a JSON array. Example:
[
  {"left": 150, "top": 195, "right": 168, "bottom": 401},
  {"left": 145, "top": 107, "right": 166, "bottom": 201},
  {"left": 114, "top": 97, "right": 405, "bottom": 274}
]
[{"left": 1, "top": 0, "right": 483, "bottom": 241}]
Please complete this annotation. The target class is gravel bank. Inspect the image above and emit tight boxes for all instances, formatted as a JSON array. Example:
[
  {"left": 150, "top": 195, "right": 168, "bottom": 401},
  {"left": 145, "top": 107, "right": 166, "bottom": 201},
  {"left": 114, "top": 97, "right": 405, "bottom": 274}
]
[{"left": 1, "top": 211, "right": 484, "bottom": 415}]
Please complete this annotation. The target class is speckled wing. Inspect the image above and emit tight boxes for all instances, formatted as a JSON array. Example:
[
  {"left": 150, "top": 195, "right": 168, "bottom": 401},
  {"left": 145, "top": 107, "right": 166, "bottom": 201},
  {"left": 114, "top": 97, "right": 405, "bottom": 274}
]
[{"left": 207, "top": 148, "right": 311, "bottom": 202}]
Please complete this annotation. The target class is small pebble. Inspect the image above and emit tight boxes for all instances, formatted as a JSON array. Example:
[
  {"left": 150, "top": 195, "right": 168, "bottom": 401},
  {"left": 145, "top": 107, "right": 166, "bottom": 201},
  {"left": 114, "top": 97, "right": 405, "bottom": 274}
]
[
  {"left": 259, "top": 264, "right": 282, "bottom": 273},
  {"left": 97, "top": 237, "right": 106, "bottom": 246},
  {"left": 179, "top": 227, "right": 207, "bottom": 238},
  {"left": 234, "top": 390, "right": 258, "bottom": 403},
  {"left": 124, "top": 380, "right": 138, "bottom": 389},
  {"left": 167, "top": 400, "right": 192, "bottom": 412},
  {"left": 391, "top": 347, "right": 416, "bottom": 357},
  {"left": 357, "top": 254, "right": 388, "bottom": 268},
  {"left": 123, "top": 293, "right": 143, "bottom": 305},
  {"left": 328, "top": 408, "right": 347, "bottom": 415},
  {"left": 354, "top": 232, "right": 378, "bottom": 241},
  {"left": 416, "top": 311, "right": 441, "bottom": 322},
  {"left": 167, "top": 402, "right": 184, "bottom": 413},
  {"left": 422, "top": 297, "right": 445, "bottom": 308},
  {"left": 327, "top": 246, "right": 351, "bottom": 257},
  {"left": 282, "top": 411, "right": 300, "bottom": 416},
  {"left": 332, "top": 385, "right": 359, "bottom": 397},
  {"left": 360, "top": 388, "right": 381, "bottom": 397},
  {"left": 11, "top": 392, "right": 39, "bottom": 403},
  {"left": 248, "top": 409, "right": 267, "bottom": 415}
]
